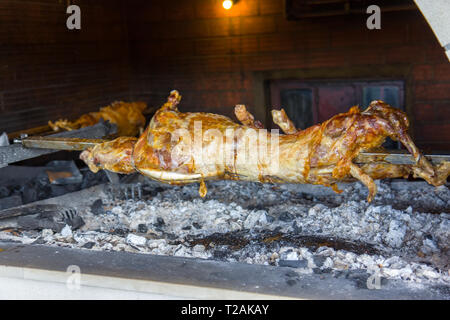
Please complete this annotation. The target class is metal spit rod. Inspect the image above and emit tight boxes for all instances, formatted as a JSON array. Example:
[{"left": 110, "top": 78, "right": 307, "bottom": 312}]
[
  {"left": 20, "top": 136, "right": 107, "bottom": 151},
  {"left": 355, "top": 150, "right": 450, "bottom": 165},
  {"left": 14, "top": 136, "right": 450, "bottom": 165},
  {"left": 0, "top": 120, "right": 117, "bottom": 168}
]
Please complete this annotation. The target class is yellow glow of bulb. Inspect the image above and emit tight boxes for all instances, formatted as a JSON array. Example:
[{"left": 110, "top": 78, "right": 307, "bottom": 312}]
[{"left": 222, "top": 0, "right": 233, "bottom": 10}]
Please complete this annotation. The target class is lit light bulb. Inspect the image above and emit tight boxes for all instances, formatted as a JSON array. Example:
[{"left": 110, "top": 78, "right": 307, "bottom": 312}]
[{"left": 222, "top": 0, "right": 233, "bottom": 10}]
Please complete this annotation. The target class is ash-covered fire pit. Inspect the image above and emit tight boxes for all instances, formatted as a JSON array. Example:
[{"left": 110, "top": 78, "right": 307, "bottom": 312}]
[{"left": 1, "top": 177, "right": 448, "bottom": 299}]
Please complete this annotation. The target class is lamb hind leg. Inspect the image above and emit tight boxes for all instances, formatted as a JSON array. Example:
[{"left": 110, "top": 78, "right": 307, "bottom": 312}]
[
  {"left": 395, "top": 131, "right": 436, "bottom": 182},
  {"left": 271, "top": 109, "right": 298, "bottom": 134}
]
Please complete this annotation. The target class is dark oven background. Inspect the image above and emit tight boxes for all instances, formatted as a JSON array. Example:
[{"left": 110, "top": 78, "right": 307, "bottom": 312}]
[{"left": 0, "top": 0, "right": 449, "bottom": 152}]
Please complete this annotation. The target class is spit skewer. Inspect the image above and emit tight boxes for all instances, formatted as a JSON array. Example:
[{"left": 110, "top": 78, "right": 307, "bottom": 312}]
[
  {"left": 0, "top": 121, "right": 117, "bottom": 168},
  {"left": 19, "top": 137, "right": 107, "bottom": 151},
  {"left": 6, "top": 106, "right": 158, "bottom": 141},
  {"left": 15, "top": 136, "right": 450, "bottom": 165}
]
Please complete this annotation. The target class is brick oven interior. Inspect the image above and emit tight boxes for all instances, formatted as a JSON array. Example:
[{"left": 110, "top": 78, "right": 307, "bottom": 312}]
[{"left": 0, "top": 0, "right": 449, "bottom": 299}]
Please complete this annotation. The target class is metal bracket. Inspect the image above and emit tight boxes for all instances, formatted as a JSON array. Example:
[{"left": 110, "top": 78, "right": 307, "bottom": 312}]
[{"left": 0, "top": 120, "right": 117, "bottom": 168}]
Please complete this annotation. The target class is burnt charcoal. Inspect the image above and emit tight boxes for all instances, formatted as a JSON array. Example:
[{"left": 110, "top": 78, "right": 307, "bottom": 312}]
[
  {"left": 430, "top": 285, "right": 450, "bottom": 296},
  {"left": 192, "top": 222, "right": 202, "bottom": 229},
  {"left": 145, "top": 186, "right": 165, "bottom": 197},
  {"left": 356, "top": 273, "right": 389, "bottom": 289},
  {"left": 37, "top": 185, "right": 52, "bottom": 200},
  {"left": 313, "top": 255, "right": 327, "bottom": 267},
  {"left": 155, "top": 187, "right": 165, "bottom": 193},
  {"left": 284, "top": 270, "right": 298, "bottom": 278},
  {"left": 138, "top": 224, "right": 148, "bottom": 233},
  {"left": 81, "top": 170, "right": 107, "bottom": 189},
  {"left": 273, "top": 226, "right": 282, "bottom": 233},
  {"left": 82, "top": 242, "right": 95, "bottom": 249},
  {"left": 68, "top": 216, "right": 85, "bottom": 230},
  {"left": 345, "top": 269, "right": 370, "bottom": 289},
  {"left": 286, "top": 279, "right": 297, "bottom": 286},
  {"left": 213, "top": 249, "right": 230, "bottom": 260},
  {"left": 11, "top": 185, "right": 24, "bottom": 196},
  {"left": 155, "top": 217, "right": 165, "bottom": 227},
  {"left": 333, "top": 270, "right": 350, "bottom": 279},
  {"left": 50, "top": 185, "right": 70, "bottom": 198},
  {"left": 181, "top": 191, "right": 191, "bottom": 199},
  {"left": 313, "top": 268, "right": 323, "bottom": 274},
  {"left": 0, "top": 174, "right": 61, "bottom": 205},
  {"left": 110, "top": 228, "right": 129, "bottom": 236},
  {"left": 32, "top": 238, "right": 47, "bottom": 245},
  {"left": 292, "top": 221, "right": 302, "bottom": 233},
  {"left": 265, "top": 214, "right": 275, "bottom": 223},
  {"left": 65, "top": 184, "right": 80, "bottom": 192},
  {"left": 0, "top": 186, "right": 10, "bottom": 198},
  {"left": 0, "top": 195, "right": 22, "bottom": 210},
  {"left": 246, "top": 204, "right": 267, "bottom": 211},
  {"left": 22, "top": 182, "right": 38, "bottom": 204},
  {"left": 91, "top": 199, "right": 105, "bottom": 215},
  {"left": 80, "top": 170, "right": 95, "bottom": 189},
  {"left": 16, "top": 209, "right": 84, "bottom": 233},
  {"left": 278, "top": 259, "right": 308, "bottom": 268},
  {"left": 166, "top": 233, "right": 178, "bottom": 240},
  {"left": 36, "top": 175, "right": 50, "bottom": 187},
  {"left": 17, "top": 215, "right": 64, "bottom": 232},
  {"left": 279, "top": 211, "right": 294, "bottom": 222}
]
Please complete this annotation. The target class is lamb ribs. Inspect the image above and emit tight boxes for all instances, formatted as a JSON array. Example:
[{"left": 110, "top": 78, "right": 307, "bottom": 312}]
[{"left": 79, "top": 90, "right": 450, "bottom": 202}]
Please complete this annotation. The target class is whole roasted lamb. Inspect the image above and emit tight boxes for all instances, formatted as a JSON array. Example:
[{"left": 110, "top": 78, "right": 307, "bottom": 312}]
[{"left": 80, "top": 90, "right": 449, "bottom": 202}]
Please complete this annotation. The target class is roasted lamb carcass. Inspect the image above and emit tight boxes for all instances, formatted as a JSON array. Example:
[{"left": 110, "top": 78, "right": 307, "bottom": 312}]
[
  {"left": 80, "top": 90, "right": 449, "bottom": 202},
  {"left": 49, "top": 101, "right": 147, "bottom": 136}
]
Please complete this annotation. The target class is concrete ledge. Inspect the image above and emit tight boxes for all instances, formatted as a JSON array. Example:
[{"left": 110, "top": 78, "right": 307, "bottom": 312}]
[{"left": 0, "top": 242, "right": 447, "bottom": 300}]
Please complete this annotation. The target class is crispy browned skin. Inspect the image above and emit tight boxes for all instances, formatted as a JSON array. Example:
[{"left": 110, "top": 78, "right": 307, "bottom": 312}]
[
  {"left": 80, "top": 90, "right": 450, "bottom": 202},
  {"left": 49, "top": 101, "right": 147, "bottom": 136},
  {"left": 80, "top": 137, "right": 137, "bottom": 174}
]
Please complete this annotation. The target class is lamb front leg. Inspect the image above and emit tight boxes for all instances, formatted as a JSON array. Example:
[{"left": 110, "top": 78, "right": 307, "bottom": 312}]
[
  {"left": 158, "top": 90, "right": 182, "bottom": 112},
  {"left": 349, "top": 162, "right": 377, "bottom": 202},
  {"left": 234, "top": 105, "right": 264, "bottom": 129},
  {"left": 435, "top": 162, "right": 450, "bottom": 185},
  {"left": 364, "top": 100, "right": 436, "bottom": 184},
  {"left": 411, "top": 160, "right": 450, "bottom": 186}
]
